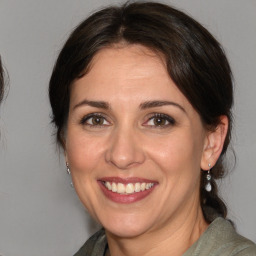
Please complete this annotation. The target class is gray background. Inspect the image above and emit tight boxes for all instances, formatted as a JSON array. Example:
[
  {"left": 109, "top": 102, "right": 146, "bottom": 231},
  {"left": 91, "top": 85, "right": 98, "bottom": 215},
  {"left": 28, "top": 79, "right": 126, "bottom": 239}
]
[{"left": 0, "top": 0, "right": 255, "bottom": 255}]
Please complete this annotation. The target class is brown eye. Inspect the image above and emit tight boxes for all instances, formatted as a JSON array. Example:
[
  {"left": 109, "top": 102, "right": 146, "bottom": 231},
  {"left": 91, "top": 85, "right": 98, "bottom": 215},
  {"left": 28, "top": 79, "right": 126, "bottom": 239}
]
[
  {"left": 80, "top": 114, "right": 110, "bottom": 127},
  {"left": 144, "top": 113, "right": 175, "bottom": 128},
  {"left": 91, "top": 116, "right": 104, "bottom": 125},
  {"left": 153, "top": 117, "right": 168, "bottom": 126}
]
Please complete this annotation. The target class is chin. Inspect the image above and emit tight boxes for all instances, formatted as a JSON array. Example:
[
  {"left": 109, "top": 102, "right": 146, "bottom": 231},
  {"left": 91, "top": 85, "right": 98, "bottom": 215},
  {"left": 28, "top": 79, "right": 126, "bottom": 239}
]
[
  {"left": 105, "top": 224, "right": 148, "bottom": 238},
  {"left": 100, "top": 214, "right": 152, "bottom": 238}
]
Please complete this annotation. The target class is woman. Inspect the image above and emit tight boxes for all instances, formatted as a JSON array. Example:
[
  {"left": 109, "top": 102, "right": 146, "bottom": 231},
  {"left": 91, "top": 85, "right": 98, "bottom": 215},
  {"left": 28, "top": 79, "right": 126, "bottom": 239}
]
[{"left": 49, "top": 2, "right": 256, "bottom": 255}]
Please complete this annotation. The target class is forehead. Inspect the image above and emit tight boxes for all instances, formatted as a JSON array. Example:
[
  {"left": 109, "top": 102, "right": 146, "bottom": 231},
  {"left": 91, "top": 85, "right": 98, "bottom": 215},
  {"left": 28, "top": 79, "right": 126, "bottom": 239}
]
[
  {"left": 70, "top": 44, "right": 192, "bottom": 112},
  {"left": 74, "top": 46, "right": 169, "bottom": 90},
  {"left": 89, "top": 44, "right": 167, "bottom": 80}
]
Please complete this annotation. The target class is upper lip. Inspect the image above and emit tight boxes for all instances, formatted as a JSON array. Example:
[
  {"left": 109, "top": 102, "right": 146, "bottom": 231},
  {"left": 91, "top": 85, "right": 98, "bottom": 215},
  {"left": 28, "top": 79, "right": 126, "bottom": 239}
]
[{"left": 98, "top": 177, "right": 158, "bottom": 184}]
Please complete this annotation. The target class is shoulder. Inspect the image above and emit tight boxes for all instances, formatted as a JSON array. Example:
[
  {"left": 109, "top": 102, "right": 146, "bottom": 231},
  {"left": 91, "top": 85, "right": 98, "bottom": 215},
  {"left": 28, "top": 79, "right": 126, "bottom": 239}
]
[
  {"left": 184, "top": 217, "right": 256, "bottom": 256},
  {"left": 73, "top": 228, "right": 107, "bottom": 256},
  {"left": 233, "top": 246, "right": 256, "bottom": 256}
]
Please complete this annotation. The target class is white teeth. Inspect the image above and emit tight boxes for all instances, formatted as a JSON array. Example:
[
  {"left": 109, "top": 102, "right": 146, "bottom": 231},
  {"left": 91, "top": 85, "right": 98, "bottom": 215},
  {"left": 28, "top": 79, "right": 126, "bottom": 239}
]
[
  {"left": 117, "top": 183, "right": 125, "bottom": 194},
  {"left": 134, "top": 183, "right": 141, "bottom": 192},
  {"left": 111, "top": 182, "right": 117, "bottom": 192},
  {"left": 105, "top": 181, "right": 112, "bottom": 190},
  {"left": 103, "top": 181, "right": 154, "bottom": 194},
  {"left": 126, "top": 183, "right": 134, "bottom": 194},
  {"left": 141, "top": 183, "right": 146, "bottom": 191}
]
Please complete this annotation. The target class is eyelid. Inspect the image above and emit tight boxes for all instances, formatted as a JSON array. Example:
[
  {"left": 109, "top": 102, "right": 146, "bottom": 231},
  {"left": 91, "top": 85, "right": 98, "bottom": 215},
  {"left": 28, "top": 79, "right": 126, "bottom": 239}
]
[
  {"left": 79, "top": 112, "right": 175, "bottom": 128},
  {"left": 143, "top": 113, "right": 176, "bottom": 127},
  {"left": 80, "top": 113, "right": 111, "bottom": 126}
]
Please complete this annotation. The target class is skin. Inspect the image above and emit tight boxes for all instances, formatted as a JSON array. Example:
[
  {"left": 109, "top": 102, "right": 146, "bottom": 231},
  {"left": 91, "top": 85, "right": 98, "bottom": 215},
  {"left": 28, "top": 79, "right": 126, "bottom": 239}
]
[{"left": 65, "top": 45, "right": 228, "bottom": 256}]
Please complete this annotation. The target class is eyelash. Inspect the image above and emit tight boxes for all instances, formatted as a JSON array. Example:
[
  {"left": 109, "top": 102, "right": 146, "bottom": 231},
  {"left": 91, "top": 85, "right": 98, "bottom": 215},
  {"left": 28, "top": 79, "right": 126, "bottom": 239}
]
[
  {"left": 144, "top": 113, "right": 176, "bottom": 128},
  {"left": 79, "top": 113, "right": 176, "bottom": 128},
  {"left": 79, "top": 113, "right": 110, "bottom": 127}
]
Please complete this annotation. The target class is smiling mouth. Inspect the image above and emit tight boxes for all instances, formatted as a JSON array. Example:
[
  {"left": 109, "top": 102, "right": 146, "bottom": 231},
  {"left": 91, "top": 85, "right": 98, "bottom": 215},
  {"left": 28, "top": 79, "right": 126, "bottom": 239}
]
[{"left": 102, "top": 181, "right": 155, "bottom": 195}]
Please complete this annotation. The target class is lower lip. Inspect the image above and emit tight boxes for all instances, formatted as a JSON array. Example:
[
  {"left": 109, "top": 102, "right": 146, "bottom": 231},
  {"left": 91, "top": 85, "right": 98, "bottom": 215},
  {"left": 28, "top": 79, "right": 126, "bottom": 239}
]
[{"left": 98, "top": 182, "right": 156, "bottom": 204}]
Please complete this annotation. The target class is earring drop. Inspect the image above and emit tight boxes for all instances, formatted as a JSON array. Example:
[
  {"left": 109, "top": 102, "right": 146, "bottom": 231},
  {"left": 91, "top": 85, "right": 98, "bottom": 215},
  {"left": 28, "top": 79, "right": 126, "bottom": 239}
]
[
  {"left": 66, "top": 162, "right": 71, "bottom": 175},
  {"left": 66, "top": 162, "right": 73, "bottom": 187},
  {"left": 205, "top": 163, "right": 212, "bottom": 192}
]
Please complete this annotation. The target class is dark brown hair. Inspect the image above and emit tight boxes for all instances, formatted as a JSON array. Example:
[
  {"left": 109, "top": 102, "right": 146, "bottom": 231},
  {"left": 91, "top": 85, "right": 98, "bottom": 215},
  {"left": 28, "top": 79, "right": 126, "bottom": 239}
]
[{"left": 49, "top": 1, "right": 233, "bottom": 222}]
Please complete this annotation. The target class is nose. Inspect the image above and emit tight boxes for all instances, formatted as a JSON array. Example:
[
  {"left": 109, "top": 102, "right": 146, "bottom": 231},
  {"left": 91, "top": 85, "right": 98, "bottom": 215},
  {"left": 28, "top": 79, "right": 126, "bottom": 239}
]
[{"left": 105, "top": 126, "right": 145, "bottom": 170}]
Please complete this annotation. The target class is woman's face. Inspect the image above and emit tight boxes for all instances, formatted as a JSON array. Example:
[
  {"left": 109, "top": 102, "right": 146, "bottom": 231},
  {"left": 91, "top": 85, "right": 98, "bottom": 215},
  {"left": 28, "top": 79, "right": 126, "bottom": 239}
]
[{"left": 65, "top": 45, "right": 209, "bottom": 238}]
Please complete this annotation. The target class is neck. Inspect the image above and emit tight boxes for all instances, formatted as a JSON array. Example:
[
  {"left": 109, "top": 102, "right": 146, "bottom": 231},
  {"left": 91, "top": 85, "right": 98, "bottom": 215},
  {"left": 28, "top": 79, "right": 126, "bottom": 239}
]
[{"left": 106, "top": 204, "right": 208, "bottom": 256}]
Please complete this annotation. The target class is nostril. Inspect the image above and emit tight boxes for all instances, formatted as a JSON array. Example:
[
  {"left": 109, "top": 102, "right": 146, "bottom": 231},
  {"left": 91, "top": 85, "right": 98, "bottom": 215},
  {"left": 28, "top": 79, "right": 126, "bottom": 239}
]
[
  {"left": 105, "top": 146, "right": 145, "bottom": 169},
  {"left": 105, "top": 129, "right": 146, "bottom": 169}
]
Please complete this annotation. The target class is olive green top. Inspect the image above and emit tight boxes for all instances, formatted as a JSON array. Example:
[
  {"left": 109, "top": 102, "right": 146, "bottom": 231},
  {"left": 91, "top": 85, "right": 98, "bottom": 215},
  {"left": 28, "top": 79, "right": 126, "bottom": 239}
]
[
  {"left": 183, "top": 217, "right": 256, "bottom": 256},
  {"left": 74, "top": 217, "right": 256, "bottom": 256}
]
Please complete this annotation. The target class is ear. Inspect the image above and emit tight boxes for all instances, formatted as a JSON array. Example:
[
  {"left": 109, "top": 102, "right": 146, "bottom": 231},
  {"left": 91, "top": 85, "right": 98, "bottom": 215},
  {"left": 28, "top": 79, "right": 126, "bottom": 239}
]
[{"left": 201, "top": 115, "right": 229, "bottom": 170}]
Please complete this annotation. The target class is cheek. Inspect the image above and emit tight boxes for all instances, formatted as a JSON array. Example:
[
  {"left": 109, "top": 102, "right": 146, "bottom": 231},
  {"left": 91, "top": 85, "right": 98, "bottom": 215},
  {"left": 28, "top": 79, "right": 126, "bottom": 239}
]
[
  {"left": 146, "top": 132, "right": 203, "bottom": 178},
  {"left": 65, "top": 130, "right": 105, "bottom": 214},
  {"left": 66, "top": 130, "right": 104, "bottom": 174}
]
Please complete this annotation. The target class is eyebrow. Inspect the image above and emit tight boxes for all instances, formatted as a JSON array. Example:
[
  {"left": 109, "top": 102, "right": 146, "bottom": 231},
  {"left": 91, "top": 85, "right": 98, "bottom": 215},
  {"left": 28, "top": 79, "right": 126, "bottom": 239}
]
[
  {"left": 73, "top": 100, "right": 110, "bottom": 110},
  {"left": 140, "top": 100, "right": 186, "bottom": 113},
  {"left": 73, "top": 99, "right": 186, "bottom": 113}
]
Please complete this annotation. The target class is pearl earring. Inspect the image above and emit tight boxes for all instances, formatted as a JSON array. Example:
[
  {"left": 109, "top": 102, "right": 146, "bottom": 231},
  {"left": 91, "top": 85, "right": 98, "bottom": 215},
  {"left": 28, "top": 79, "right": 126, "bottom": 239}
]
[
  {"left": 66, "top": 162, "right": 73, "bottom": 187},
  {"left": 205, "top": 163, "right": 212, "bottom": 192},
  {"left": 66, "top": 162, "right": 71, "bottom": 175}
]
